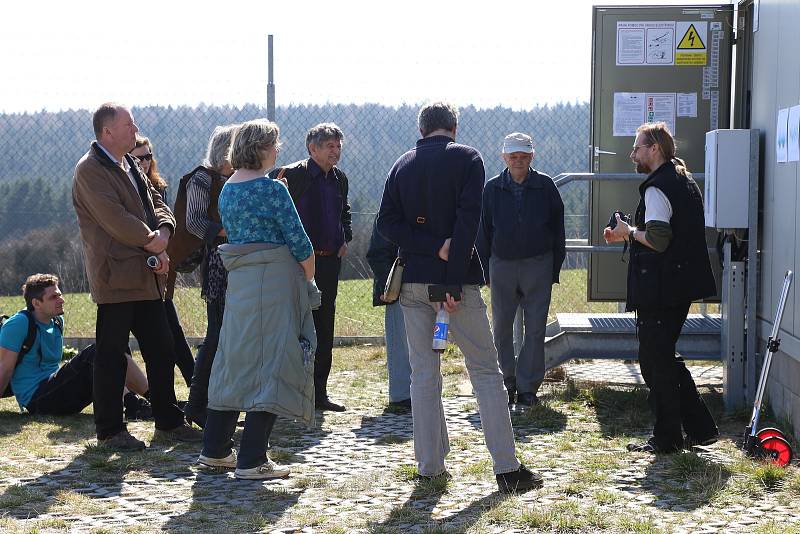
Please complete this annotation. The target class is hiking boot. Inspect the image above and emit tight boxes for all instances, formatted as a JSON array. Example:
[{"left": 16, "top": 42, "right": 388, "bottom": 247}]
[
  {"left": 153, "top": 423, "right": 203, "bottom": 443},
  {"left": 496, "top": 464, "right": 543, "bottom": 494},
  {"left": 684, "top": 433, "right": 720, "bottom": 450},
  {"left": 98, "top": 430, "right": 146, "bottom": 452},
  {"left": 626, "top": 437, "right": 681, "bottom": 454},
  {"left": 234, "top": 459, "right": 290, "bottom": 480},
  {"left": 517, "top": 393, "right": 540, "bottom": 406},
  {"left": 387, "top": 398, "right": 412, "bottom": 413},
  {"left": 198, "top": 451, "right": 237, "bottom": 469}
]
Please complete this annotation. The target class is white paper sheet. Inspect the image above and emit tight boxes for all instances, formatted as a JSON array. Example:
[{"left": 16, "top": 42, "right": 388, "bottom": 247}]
[
  {"left": 616, "top": 22, "right": 676, "bottom": 66},
  {"left": 613, "top": 93, "right": 645, "bottom": 136},
  {"left": 677, "top": 93, "right": 697, "bottom": 117},
  {"left": 788, "top": 105, "right": 800, "bottom": 162},
  {"left": 776, "top": 107, "right": 789, "bottom": 163}
]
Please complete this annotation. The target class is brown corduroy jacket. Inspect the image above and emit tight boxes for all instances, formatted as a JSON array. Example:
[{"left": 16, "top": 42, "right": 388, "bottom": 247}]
[{"left": 72, "top": 142, "right": 176, "bottom": 304}]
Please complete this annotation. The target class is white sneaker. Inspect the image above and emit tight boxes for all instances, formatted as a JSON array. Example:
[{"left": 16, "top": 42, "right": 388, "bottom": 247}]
[
  {"left": 234, "top": 459, "right": 290, "bottom": 480},
  {"left": 197, "top": 451, "right": 237, "bottom": 469}
]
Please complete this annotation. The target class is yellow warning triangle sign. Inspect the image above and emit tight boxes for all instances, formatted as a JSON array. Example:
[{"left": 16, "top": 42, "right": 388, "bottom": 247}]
[{"left": 677, "top": 24, "right": 705, "bottom": 50}]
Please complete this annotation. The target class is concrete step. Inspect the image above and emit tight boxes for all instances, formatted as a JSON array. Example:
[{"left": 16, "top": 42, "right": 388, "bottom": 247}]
[{"left": 545, "top": 313, "right": 721, "bottom": 370}]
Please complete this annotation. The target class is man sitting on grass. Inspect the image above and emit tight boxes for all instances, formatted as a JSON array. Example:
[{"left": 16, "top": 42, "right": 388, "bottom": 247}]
[{"left": 0, "top": 273, "right": 151, "bottom": 418}]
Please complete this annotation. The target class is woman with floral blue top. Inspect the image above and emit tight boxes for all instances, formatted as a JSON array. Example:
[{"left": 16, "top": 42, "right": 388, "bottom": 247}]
[{"left": 198, "top": 119, "right": 317, "bottom": 480}]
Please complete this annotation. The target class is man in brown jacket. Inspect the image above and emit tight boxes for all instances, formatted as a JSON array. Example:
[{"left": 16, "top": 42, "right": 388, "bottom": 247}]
[{"left": 72, "top": 103, "right": 200, "bottom": 450}]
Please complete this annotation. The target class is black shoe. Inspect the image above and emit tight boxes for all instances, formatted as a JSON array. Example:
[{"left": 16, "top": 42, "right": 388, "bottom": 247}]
[
  {"left": 388, "top": 398, "right": 412, "bottom": 412},
  {"left": 315, "top": 397, "right": 346, "bottom": 412},
  {"left": 98, "top": 430, "right": 146, "bottom": 452},
  {"left": 517, "top": 392, "right": 540, "bottom": 406},
  {"left": 124, "top": 392, "right": 153, "bottom": 421},
  {"left": 153, "top": 423, "right": 203, "bottom": 443},
  {"left": 496, "top": 464, "right": 543, "bottom": 494},
  {"left": 504, "top": 377, "right": 517, "bottom": 406},
  {"left": 184, "top": 403, "right": 207, "bottom": 429},
  {"left": 626, "top": 437, "right": 681, "bottom": 454},
  {"left": 684, "top": 432, "right": 719, "bottom": 450}
]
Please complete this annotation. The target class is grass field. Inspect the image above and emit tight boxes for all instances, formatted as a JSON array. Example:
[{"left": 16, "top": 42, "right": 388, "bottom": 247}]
[
  {"left": 0, "top": 346, "right": 795, "bottom": 532},
  {"left": 0, "top": 269, "right": 717, "bottom": 338}
]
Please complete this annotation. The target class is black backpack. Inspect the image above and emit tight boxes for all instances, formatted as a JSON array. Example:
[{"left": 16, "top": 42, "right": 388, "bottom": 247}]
[{"left": 0, "top": 309, "right": 64, "bottom": 398}]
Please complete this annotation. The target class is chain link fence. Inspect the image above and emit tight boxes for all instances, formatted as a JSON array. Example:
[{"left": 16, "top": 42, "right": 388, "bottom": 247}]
[{"left": 0, "top": 101, "right": 615, "bottom": 338}]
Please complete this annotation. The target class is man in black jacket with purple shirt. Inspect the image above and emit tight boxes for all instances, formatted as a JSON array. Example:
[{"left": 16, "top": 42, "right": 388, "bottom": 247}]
[
  {"left": 270, "top": 123, "right": 352, "bottom": 412},
  {"left": 376, "top": 102, "right": 540, "bottom": 494}
]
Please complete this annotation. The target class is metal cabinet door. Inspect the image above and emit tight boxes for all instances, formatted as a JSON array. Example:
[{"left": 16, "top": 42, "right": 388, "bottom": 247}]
[{"left": 589, "top": 4, "right": 733, "bottom": 301}]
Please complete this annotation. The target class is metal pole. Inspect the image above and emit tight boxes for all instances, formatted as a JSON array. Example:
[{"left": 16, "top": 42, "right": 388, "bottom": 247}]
[{"left": 267, "top": 35, "right": 275, "bottom": 121}]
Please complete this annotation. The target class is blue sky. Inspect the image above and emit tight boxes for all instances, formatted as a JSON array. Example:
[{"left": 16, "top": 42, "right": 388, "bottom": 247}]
[{"left": 1, "top": 0, "right": 729, "bottom": 112}]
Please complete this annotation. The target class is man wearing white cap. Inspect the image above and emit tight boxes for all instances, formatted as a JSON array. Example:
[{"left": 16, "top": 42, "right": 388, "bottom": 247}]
[
  {"left": 477, "top": 132, "right": 565, "bottom": 406},
  {"left": 377, "top": 104, "right": 543, "bottom": 494}
]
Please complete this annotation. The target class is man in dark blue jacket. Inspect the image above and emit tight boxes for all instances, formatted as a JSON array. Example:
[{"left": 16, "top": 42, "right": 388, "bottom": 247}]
[
  {"left": 377, "top": 102, "right": 540, "bottom": 494},
  {"left": 476, "top": 133, "right": 565, "bottom": 407}
]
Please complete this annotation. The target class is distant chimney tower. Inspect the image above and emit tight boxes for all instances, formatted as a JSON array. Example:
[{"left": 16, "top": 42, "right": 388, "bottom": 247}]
[{"left": 267, "top": 35, "right": 275, "bottom": 121}]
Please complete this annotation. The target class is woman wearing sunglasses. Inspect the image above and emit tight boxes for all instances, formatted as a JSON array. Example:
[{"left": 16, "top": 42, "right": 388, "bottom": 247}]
[{"left": 131, "top": 135, "right": 195, "bottom": 390}]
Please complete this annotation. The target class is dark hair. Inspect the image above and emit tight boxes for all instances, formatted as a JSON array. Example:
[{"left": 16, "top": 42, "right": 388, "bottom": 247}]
[
  {"left": 22, "top": 273, "right": 60, "bottom": 311},
  {"left": 134, "top": 135, "right": 168, "bottom": 191},
  {"left": 305, "top": 123, "right": 344, "bottom": 155},
  {"left": 636, "top": 122, "right": 690, "bottom": 177},
  {"left": 93, "top": 102, "right": 123, "bottom": 139},
  {"left": 418, "top": 102, "right": 459, "bottom": 137}
]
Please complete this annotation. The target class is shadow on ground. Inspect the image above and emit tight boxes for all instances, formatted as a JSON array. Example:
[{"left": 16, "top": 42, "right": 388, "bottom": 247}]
[
  {"left": 367, "top": 474, "right": 510, "bottom": 533},
  {"left": 0, "top": 410, "right": 321, "bottom": 529},
  {"left": 637, "top": 450, "right": 734, "bottom": 512},
  {"left": 162, "top": 472, "right": 302, "bottom": 532},
  {"left": 354, "top": 410, "right": 413, "bottom": 444}
]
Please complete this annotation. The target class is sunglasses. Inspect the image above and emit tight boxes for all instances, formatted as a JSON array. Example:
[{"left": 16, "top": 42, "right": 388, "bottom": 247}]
[{"left": 136, "top": 153, "right": 153, "bottom": 161}]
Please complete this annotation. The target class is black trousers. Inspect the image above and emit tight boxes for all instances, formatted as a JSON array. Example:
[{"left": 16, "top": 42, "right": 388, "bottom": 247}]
[
  {"left": 186, "top": 298, "right": 225, "bottom": 411},
  {"left": 313, "top": 255, "right": 341, "bottom": 399},
  {"left": 165, "top": 298, "right": 194, "bottom": 387},
  {"left": 95, "top": 300, "right": 184, "bottom": 439},
  {"left": 26, "top": 345, "right": 96, "bottom": 415},
  {"left": 637, "top": 302, "right": 718, "bottom": 450}
]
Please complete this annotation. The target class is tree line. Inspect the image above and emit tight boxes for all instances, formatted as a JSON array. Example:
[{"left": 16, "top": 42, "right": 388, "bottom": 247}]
[{"left": 0, "top": 101, "right": 590, "bottom": 295}]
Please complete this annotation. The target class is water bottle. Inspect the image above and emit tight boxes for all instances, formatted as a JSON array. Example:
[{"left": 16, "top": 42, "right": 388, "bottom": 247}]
[{"left": 432, "top": 307, "right": 449, "bottom": 353}]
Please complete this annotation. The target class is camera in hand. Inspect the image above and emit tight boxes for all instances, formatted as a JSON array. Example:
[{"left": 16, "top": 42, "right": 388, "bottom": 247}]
[
  {"left": 606, "top": 210, "right": 631, "bottom": 230},
  {"left": 146, "top": 256, "right": 161, "bottom": 270}
]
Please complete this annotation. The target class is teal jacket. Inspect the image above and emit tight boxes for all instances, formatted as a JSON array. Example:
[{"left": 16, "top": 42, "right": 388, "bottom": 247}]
[{"left": 207, "top": 245, "right": 318, "bottom": 427}]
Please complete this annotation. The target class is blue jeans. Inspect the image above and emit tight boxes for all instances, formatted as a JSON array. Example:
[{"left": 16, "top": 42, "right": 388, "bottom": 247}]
[{"left": 384, "top": 302, "right": 411, "bottom": 402}]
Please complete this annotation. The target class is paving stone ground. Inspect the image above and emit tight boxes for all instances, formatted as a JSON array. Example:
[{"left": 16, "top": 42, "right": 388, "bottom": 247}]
[{"left": 1, "top": 359, "right": 798, "bottom": 533}]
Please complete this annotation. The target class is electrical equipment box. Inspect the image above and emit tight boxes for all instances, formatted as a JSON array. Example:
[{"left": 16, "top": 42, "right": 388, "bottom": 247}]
[
  {"left": 588, "top": 5, "right": 732, "bottom": 301},
  {"left": 704, "top": 129, "right": 757, "bottom": 229}
]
